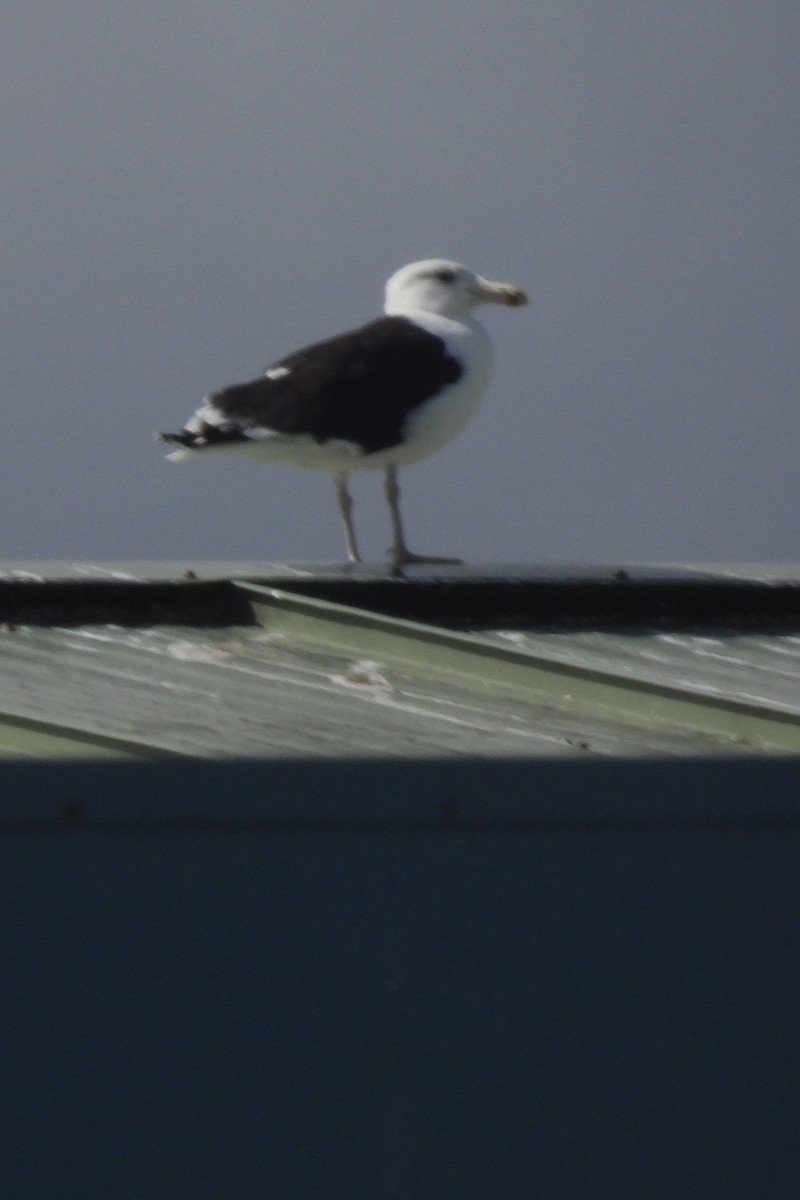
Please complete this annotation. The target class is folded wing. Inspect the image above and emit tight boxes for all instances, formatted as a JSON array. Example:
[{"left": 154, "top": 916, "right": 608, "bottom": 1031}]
[{"left": 163, "top": 316, "right": 463, "bottom": 457}]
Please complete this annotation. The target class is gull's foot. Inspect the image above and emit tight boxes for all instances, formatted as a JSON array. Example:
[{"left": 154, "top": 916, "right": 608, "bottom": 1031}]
[{"left": 388, "top": 549, "right": 463, "bottom": 575}]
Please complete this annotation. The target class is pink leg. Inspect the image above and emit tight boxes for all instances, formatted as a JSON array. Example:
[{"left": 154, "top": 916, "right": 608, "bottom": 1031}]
[
  {"left": 384, "top": 466, "right": 462, "bottom": 568},
  {"left": 335, "top": 474, "right": 362, "bottom": 563}
]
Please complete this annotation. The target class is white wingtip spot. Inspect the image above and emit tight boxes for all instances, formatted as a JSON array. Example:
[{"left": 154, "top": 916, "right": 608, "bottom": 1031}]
[{"left": 265, "top": 365, "right": 291, "bottom": 380}]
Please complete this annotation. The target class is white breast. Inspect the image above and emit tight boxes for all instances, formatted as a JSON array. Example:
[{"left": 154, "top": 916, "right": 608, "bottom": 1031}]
[{"left": 365, "top": 311, "right": 494, "bottom": 470}]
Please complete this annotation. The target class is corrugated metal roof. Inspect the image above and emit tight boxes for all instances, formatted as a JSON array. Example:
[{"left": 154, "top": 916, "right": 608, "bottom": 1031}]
[{"left": 2, "top": 562, "right": 800, "bottom": 759}]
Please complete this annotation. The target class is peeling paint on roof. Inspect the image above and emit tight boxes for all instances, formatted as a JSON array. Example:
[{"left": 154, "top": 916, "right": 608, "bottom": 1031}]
[{"left": 1, "top": 562, "right": 800, "bottom": 759}]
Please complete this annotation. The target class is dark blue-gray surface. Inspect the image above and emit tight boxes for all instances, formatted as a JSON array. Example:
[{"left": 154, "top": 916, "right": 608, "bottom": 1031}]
[{"left": 2, "top": 758, "right": 800, "bottom": 1199}]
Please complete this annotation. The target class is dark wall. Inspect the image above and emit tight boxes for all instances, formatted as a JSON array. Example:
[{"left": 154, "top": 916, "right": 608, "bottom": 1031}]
[{"left": 3, "top": 759, "right": 799, "bottom": 1199}]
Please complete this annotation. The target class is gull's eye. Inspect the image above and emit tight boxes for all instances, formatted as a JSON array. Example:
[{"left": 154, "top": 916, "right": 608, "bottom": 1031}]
[{"left": 431, "top": 268, "right": 457, "bottom": 284}]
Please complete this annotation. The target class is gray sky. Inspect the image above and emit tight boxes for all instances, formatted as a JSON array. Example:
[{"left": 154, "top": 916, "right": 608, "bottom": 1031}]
[{"left": 2, "top": 1, "right": 798, "bottom": 564}]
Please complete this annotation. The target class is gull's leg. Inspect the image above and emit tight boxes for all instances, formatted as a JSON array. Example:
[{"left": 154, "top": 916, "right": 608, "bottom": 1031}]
[
  {"left": 335, "top": 473, "right": 362, "bottom": 563},
  {"left": 384, "top": 466, "right": 462, "bottom": 568}
]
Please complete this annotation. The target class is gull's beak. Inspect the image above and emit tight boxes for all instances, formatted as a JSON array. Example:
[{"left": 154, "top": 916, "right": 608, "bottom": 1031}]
[{"left": 474, "top": 277, "right": 528, "bottom": 307}]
